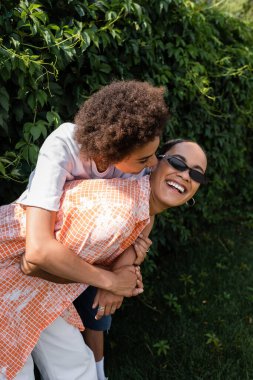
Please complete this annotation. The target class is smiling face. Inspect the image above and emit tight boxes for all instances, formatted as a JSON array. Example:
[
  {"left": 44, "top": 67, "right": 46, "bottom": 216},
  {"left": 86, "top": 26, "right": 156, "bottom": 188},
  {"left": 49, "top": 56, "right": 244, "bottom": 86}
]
[
  {"left": 114, "top": 136, "right": 160, "bottom": 174},
  {"left": 149, "top": 141, "right": 207, "bottom": 214}
]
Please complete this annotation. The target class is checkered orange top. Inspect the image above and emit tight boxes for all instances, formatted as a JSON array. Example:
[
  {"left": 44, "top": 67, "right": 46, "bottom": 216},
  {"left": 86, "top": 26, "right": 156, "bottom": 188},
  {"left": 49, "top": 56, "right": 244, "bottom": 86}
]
[{"left": 0, "top": 176, "right": 150, "bottom": 379}]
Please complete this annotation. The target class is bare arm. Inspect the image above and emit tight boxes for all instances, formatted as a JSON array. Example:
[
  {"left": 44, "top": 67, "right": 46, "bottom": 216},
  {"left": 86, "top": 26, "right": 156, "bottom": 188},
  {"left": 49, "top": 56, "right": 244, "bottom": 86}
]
[
  {"left": 93, "top": 216, "right": 155, "bottom": 319},
  {"left": 21, "top": 208, "right": 72, "bottom": 283},
  {"left": 23, "top": 206, "right": 139, "bottom": 297},
  {"left": 20, "top": 255, "right": 75, "bottom": 284}
]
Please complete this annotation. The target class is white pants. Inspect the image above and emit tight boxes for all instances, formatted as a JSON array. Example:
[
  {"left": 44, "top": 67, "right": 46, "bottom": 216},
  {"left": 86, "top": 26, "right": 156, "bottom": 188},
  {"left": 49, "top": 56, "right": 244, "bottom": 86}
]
[{"left": 14, "top": 317, "right": 97, "bottom": 380}]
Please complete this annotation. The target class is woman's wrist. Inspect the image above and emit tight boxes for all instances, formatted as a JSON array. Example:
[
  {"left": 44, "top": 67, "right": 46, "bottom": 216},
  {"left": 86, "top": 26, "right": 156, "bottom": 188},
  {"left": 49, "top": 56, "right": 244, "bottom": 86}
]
[
  {"left": 88, "top": 267, "right": 115, "bottom": 292},
  {"left": 111, "top": 246, "right": 136, "bottom": 270}
]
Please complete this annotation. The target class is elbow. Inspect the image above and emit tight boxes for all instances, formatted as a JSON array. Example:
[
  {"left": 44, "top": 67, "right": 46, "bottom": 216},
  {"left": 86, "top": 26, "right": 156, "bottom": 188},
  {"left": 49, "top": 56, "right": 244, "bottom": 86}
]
[
  {"left": 25, "top": 239, "right": 47, "bottom": 266},
  {"left": 20, "top": 254, "right": 38, "bottom": 276}
]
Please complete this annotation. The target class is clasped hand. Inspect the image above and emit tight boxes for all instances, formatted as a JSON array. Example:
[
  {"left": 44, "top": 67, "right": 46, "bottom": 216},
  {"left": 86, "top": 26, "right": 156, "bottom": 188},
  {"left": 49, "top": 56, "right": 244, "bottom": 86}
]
[
  {"left": 133, "top": 234, "right": 152, "bottom": 265},
  {"left": 94, "top": 265, "right": 143, "bottom": 320}
]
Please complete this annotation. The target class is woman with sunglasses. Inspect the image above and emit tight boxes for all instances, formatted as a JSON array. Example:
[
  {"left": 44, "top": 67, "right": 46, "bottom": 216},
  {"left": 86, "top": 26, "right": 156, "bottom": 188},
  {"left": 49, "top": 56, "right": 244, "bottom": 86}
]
[
  {"left": 0, "top": 139, "right": 207, "bottom": 380},
  {"left": 158, "top": 139, "right": 207, "bottom": 185}
]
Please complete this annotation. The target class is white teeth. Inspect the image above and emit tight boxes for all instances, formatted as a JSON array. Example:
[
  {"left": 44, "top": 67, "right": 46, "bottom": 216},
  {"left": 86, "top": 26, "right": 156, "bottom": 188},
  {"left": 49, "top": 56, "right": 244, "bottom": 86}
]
[{"left": 166, "top": 180, "right": 185, "bottom": 193}]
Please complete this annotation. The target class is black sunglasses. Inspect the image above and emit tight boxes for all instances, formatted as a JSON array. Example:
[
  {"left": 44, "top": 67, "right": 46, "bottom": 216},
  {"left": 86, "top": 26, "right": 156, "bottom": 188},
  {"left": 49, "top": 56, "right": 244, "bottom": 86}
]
[{"left": 158, "top": 155, "right": 207, "bottom": 184}]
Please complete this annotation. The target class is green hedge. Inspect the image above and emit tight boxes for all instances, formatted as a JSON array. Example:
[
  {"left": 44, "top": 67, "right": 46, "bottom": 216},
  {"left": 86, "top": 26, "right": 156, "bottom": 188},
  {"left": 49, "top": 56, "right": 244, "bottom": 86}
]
[{"left": 0, "top": 0, "right": 252, "bottom": 244}]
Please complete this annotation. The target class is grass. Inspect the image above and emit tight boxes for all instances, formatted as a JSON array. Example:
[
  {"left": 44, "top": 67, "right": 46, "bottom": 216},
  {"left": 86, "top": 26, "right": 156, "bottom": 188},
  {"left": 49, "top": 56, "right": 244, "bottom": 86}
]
[{"left": 106, "top": 222, "right": 253, "bottom": 379}]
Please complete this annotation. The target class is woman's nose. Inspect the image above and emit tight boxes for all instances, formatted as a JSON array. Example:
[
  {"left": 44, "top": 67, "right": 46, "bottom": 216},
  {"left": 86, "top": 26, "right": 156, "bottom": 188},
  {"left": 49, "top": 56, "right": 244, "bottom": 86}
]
[{"left": 178, "top": 169, "right": 190, "bottom": 182}]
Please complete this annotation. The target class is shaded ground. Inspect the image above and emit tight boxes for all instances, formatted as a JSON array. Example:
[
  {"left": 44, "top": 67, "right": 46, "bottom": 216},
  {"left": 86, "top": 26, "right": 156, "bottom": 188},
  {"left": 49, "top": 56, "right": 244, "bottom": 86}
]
[{"left": 107, "top": 222, "right": 253, "bottom": 379}]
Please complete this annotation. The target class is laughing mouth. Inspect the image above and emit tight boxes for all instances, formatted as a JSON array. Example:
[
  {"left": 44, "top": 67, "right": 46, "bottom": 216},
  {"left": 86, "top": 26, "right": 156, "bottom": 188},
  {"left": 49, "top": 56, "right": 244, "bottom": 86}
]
[{"left": 166, "top": 180, "right": 185, "bottom": 193}]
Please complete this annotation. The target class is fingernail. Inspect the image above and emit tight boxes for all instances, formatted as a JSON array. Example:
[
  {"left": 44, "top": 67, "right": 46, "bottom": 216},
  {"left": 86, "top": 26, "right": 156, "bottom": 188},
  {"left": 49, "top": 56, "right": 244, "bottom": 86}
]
[{"left": 138, "top": 289, "right": 144, "bottom": 294}]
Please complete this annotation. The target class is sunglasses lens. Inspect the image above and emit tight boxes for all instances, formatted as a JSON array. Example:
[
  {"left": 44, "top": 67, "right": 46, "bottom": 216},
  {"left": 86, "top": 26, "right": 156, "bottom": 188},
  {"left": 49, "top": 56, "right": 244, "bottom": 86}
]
[
  {"left": 189, "top": 170, "right": 206, "bottom": 184},
  {"left": 168, "top": 157, "right": 187, "bottom": 171}
]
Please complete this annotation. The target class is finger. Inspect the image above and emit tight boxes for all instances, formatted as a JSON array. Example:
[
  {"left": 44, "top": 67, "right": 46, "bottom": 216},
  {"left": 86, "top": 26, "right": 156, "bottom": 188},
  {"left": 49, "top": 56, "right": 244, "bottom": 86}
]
[
  {"left": 95, "top": 305, "right": 105, "bottom": 320},
  {"left": 132, "top": 287, "right": 144, "bottom": 296},
  {"left": 134, "top": 251, "right": 145, "bottom": 265},
  {"left": 134, "top": 243, "right": 146, "bottom": 261},
  {"left": 116, "top": 301, "right": 123, "bottom": 309},
  {"left": 135, "top": 271, "right": 143, "bottom": 283},
  {"left": 104, "top": 304, "right": 112, "bottom": 316},
  {"left": 138, "top": 234, "right": 152, "bottom": 246},
  {"left": 137, "top": 271, "right": 143, "bottom": 280},
  {"left": 92, "top": 291, "right": 100, "bottom": 309},
  {"left": 134, "top": 241, "right": 146, "bottom": 256},
  {"left": 134, "top": 239, "right": 148, "bottom": 253},
  {"left": 134, "top": 241, "right": 149, "bottom": 265},
  {"left": 136, "top": 237, "right": 151, "bottom": 250},
  {"left": 136, "top": 279, "right": 144, "bottom": 289},
  {"left": 134, "top": 257, "right": 142, "bottom": 265},
  {"left": 110, "top": 306, "right": 117, "bottom": 314},
  {"left": 135, "top": 266, "right": 142, "bottom": 279}
]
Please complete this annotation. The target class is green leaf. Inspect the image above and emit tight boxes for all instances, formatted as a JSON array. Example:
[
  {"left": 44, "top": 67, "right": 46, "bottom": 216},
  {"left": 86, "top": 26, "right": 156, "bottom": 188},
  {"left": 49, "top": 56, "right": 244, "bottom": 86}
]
[
  {"left": 27, "top": 94, "right": 36, "bottom": 110},
  {"left": 10, "top": 168, "right": 22, "bottom": 178},
  {"left": 42, "top": 29, "right": 52, "bottom": 44},
  {"left": 99, "top": 63, "right": 111, "bottom": 74},
  {"left": 48, "top": 24, "right": 60, "bottom": 32},
  {"left": 0, "top": 161, "right": 6, "bottom": 175},
  {"left": 14, "top": 106, "right": 24, "bottom": 122},
  {"left": 0, "top": 158, "right": 11, "bottom": 164},
  {"left": 28, "top": 144, "right": 39, "bottom": 164},
  {"left": 30, "top": 125, "right": 42, "bottom": 141},
  {"left": 82, "top": 31, "right": 91, "bottom": 47},
  {"left": 29, "top": 61, "right": 37, "bottom": 76},
  {"left": 15, "top": 140, "right": 27, "bottom": 149},
  {"left": 37, "top": 90, "right": 48, "bottom": 107},
  {"left": 10, "top": 36, "right": 20, "bottom": 49},
  {"left": 46, "top": 110, "right": 61, "bottom": 126},
  {"left": 5, "top": 151, "right": 17, "bottom": 159},
  {"left": 105, "top": 11, "right": 117, "bottom": 21},
  {"left": 75, "top": 4, "right": 85, "bottom": 17},
  {"left": 28, "top": 4, "right": 43, "bottom": 12},
  {"left": 32, "top": 11, "right": 48, "bottom": 24},
  {"left": 21, "top": 145, "right": 29, "bottom": 162},
  {"left": 132, "top": 3, "right": 143, "bottom": 19},
  {"left": 0, "top": 87, "right": 10, "bottom": 112}
]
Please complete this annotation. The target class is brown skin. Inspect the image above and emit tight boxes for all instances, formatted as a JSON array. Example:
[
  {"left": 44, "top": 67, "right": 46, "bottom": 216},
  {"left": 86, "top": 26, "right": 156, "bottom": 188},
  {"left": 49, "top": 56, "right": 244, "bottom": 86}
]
[{"left": 113, "top": 137, "right": 160, "bottom": 174}]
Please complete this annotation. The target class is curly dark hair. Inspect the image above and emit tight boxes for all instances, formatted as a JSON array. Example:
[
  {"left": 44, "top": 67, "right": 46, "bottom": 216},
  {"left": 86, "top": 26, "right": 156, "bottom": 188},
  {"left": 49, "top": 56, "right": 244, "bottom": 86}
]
[{"left": 74, "top": 80, "right": 169, "bottom": 166}]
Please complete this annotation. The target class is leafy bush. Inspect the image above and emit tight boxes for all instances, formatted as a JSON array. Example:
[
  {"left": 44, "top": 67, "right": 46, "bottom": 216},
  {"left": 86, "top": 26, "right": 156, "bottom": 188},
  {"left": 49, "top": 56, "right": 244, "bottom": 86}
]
[{"left": 0, "top": 0, "right": 252, "bottom": 242}]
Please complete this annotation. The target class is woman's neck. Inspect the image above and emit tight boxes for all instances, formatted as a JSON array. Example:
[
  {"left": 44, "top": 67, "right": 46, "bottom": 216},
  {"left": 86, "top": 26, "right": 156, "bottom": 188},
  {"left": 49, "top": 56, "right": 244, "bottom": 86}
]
[
  {"left": 149, "top": 194, "right": 160, "bottom": 216},
  {"left": 149, "top": 198, "right": 169, "bottom": 216},
  {"left": 149, "top": 183, "right": 170, "bottom": 216}
]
